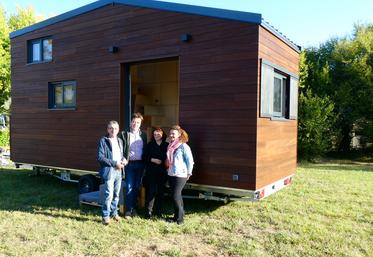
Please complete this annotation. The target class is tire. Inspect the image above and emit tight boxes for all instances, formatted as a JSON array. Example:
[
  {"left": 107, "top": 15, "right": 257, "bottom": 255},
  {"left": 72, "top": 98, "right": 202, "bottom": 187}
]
[{"left": 78, "top": 175, "right": 99, "bottom": 194}]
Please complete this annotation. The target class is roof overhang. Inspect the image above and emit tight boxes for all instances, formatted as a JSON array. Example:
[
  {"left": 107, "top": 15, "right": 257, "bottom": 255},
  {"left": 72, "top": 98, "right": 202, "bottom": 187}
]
[{"left": 9, "top": 0, "right": 300, "bottom": 52}]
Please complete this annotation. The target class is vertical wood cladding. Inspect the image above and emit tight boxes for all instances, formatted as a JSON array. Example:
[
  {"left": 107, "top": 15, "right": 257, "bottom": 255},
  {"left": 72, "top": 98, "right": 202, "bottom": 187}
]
[
  {"left": 256, "top": 26, "right": 299, "bottom": 189},
  {"left": 11, "top": 5, "right": 260, "bottom": 190}
]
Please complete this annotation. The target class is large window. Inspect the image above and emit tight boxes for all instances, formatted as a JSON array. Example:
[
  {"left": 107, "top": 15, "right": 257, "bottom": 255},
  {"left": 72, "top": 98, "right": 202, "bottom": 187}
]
[
  {"left": 48, "top": 81, "right": 76, "bottom": 109},
  {"left": 28, "top": 37, "right": 52, "bottom": 63},
  {"left": 260, "top": 59, "right": 298, "bottom": 120}
]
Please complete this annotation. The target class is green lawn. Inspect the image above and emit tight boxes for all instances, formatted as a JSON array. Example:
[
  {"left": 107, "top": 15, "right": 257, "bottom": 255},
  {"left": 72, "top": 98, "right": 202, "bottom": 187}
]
[{"left": 0, "top": 162, "right": 372, "bottom": 257}]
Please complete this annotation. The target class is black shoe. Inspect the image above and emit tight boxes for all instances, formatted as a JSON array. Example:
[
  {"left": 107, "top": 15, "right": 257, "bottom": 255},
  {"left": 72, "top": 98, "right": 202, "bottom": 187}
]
[
  {"left": 166, "top": 217, "right": 176, "bottom": 223},
  {"left": 176, "top": 220, "right": 184, "bottom": 225},
  {"left": 124, "top": 211, "right": 132, "bottom": 219},
  {"left": 145, "top": 211, "right": 152, "bottom": 219}
]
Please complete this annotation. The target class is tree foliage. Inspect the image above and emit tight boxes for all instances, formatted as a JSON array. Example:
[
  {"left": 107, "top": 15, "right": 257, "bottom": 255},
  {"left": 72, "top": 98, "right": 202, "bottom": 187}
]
[
  {"left": 0, "top": 6, "right": 39, "bottom": 113},
  {"left": 298, "top": 89, "right": 337, "bottom": 160},
  {"left": 299, "top": 23, "right": 373, "bottom": 155}
]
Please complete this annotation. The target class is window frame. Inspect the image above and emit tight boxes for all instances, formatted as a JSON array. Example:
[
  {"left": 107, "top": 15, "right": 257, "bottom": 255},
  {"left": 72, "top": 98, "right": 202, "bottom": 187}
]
[
  {"left": 27, "top": 37, "right": 53, "bottom": 64},
  {"left": 48, "top": 81, "right": 76, "bottom": 110},
  {"left": 260, "top": 59, "right": 298, "bottom": 120}
]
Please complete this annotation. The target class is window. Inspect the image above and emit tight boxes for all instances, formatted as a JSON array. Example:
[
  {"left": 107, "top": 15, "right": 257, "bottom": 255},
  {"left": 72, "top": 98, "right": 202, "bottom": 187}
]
[
  {"left": 28, "top": 37, "right": 52, "bottom": 63},
  {"left": 260, "top": 59, "right": 298, "bottom": 120},
  {"left": 48, "top": 81, "right": 76, "bottom": 109},
  {"left": 273, "top": 73, "right": 287, "bottom": 118}
]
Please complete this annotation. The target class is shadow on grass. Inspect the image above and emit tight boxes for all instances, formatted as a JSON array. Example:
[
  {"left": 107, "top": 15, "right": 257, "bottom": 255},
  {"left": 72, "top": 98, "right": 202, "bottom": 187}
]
[
  {"left": 0, "top": 168, "right": 224, "bottom": 220},
  {"left": 0, "top": 168, "right": 90, "bottom": 218}
]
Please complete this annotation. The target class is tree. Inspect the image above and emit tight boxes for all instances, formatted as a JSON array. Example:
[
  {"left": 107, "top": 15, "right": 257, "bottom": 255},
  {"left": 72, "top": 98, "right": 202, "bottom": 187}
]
[
  {"left": 0, "top": 6, "right": 39, "bottom": 113},
  {"left": 0, "top": 7, "right": 10, "bottom": 113},
  {"left": 297, "top": 89, "right": 337, "bottom": 160},
  {"left": 299, "top": 23, "right": 373, "bottom": 154}
]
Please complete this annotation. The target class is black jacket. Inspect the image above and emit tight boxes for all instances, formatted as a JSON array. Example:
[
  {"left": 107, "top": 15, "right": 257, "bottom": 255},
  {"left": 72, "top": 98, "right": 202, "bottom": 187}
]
[{"left": 119, "top": 130, "right": 147, "bottom": 160}]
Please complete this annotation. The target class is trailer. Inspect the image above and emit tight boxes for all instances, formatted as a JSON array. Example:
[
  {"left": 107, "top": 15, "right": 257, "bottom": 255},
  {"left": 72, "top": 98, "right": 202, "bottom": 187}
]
[{"left": 10, "top": 0, "right": 300, "bottom": 202}]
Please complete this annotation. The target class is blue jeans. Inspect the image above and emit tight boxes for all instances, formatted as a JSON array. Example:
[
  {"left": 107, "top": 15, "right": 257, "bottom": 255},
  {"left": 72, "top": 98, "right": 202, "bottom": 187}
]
[
  {"left": 102, "top": 168, "right": 122, "bottom": 218},
  {"left": 125, "top": 162, "right": 144, "bottom": 212}
]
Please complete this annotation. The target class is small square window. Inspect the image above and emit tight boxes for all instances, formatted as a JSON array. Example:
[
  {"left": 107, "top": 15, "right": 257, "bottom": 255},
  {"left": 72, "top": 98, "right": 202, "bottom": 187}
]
[
  {"left": 260, "top": 59, "right": 297, "bottom": 120},
  {"left": 28, "top": 37, "right": 52, "bottom": 63},
  {"left": 49, "top": 81, "right": 76, "bottom": 109}
]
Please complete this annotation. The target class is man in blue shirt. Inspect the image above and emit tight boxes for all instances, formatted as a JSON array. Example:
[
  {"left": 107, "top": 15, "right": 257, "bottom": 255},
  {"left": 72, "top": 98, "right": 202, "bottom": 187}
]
[{"left": 119, "top": 113, "right": 147, "bottom": 218}]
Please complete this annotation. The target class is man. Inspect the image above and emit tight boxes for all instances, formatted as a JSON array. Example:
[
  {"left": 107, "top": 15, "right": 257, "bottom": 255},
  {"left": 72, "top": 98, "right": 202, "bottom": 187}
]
[
  {"left": 119, "top": 113, "right": 147, "bottom": 218},
  {"left": 97, "top": 120, "right": 127, "bottom": 225}
]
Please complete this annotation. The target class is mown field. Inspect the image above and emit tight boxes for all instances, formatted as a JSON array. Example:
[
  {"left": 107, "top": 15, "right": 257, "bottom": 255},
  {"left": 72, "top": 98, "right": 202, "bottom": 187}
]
[{"left": 0, "top": 162, "right": 372, "bottom": 257}]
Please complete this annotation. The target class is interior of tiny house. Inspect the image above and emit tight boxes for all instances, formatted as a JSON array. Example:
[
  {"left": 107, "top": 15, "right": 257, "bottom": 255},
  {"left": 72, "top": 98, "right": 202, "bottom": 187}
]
[{"left": 128, "top": 59, "right": 179, "bottom": 138}]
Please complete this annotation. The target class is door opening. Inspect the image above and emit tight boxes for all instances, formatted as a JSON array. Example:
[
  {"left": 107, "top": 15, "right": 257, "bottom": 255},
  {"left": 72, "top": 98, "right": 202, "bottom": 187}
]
[{"left": 124, "top": 58, "right": 179, "bottom": 139}]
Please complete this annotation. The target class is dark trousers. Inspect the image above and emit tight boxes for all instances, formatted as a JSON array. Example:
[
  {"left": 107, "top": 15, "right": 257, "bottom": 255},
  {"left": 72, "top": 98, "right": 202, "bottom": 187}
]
[
  {"left": 168, "top": 176, "right": 187, "bottom": 222},
  {"left": 125, "top": 162, "right": 144, "bottom": 213},
  {"left": 144, "top": 170, "right": 167, "bottom": 215}
]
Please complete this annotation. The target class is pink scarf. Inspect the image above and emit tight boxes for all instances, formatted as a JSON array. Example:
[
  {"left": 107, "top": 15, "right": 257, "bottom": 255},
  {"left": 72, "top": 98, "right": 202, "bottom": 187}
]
[{"left": 166, "top": 139, "right": 182, "bottom": 172}]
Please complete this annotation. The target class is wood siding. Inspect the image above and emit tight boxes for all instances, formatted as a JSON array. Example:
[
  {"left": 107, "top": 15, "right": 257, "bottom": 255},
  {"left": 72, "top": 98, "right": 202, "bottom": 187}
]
[
  {"left": 11, "top": 4, "right": 260, "bottom": 190},
  {"left": 256, "top": 26, "right": 299, "bottom": 189}
]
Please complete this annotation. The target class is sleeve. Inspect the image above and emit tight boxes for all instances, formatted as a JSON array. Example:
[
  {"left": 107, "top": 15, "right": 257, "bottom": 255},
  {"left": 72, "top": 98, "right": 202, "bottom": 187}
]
[
  {"left": 97, "top": 138, "right": 117, "bottom": 168},
  {"left": 183, "top": 144, "right": 194, "bottom": 175},
  {"left": 119, "top": 131, "right": 129, "bottom": 159},
  {"left": 141, "top": 131, "right": 148, "bottom": 161},
  {"left": 143, "top": 142, "right": 151, "bottom": 162}
]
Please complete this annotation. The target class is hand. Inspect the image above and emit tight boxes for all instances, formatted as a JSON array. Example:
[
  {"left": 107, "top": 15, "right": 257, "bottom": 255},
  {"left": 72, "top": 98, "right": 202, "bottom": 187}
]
[
  {"left": 116, "top": 161, "right": 124, "bottom": 170},
  {"left": 151, "top": 158, "right": 162, "bottom": 165},
  {"left": 121, "top": 158, "right": 128, "bottom": 166}
]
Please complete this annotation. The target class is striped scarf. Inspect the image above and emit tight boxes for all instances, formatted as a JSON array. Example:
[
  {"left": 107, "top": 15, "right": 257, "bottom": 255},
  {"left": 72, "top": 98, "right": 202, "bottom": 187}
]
[{"left": 166, "top": 139, "right": 182, "bottom": 173}]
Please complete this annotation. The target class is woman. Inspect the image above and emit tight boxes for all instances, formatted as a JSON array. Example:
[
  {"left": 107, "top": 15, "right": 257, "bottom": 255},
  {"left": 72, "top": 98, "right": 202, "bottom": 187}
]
[
  {"left": 166, "top": 125, "right": 194, "bottom": 224},
  {"left": 143, "top": 127, "right": 168, "bottom": 219}
]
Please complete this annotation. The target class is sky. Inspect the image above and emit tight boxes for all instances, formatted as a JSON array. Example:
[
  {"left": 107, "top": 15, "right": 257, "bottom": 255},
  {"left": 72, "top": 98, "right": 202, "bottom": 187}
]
[{"left": 1, "top": 0, "right": 372, "bottom": 48}]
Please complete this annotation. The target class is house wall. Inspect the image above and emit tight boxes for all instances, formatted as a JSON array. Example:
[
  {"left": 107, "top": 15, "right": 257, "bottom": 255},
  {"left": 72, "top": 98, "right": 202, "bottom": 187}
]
[
  {"left": 256, "top": 26, "right": 299, "bottom": 189},
  {"left": 11, "top": 4, "right": 260, "bottom": 190}
]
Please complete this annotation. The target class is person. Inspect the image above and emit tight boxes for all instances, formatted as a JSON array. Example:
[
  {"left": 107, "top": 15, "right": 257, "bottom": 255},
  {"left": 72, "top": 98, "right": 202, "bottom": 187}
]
[
  {"left": 143, "top": 127, "right": 169, "bottom": 219},
  {"left": 97, "top": 120, "right": 127, "bottom": 225},
  {"left": 119, "top": 113, "right": 147, "bottom": 218},
  {"left": 166, "top": 125, "right": 194, "bottom": 224}
]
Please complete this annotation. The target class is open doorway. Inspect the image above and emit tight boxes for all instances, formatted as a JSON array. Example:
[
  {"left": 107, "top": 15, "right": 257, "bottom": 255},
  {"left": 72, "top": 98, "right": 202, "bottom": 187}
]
[{"left": 124, "top": 58, "right": 179, "bottom": 139}]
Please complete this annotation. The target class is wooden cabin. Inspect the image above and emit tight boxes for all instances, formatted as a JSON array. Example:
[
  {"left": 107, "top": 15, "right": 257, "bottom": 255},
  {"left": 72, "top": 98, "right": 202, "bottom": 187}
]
[{"left": 10, "top": 0, "right": 300, "bottom": 199}]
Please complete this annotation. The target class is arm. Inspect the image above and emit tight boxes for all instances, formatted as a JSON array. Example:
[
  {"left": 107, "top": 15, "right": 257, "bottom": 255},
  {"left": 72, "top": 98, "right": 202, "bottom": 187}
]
[
  {"left": 118, "top": 131, "right": 129, "bottom": 160},
  {"left": 183, "top": 144, "right": 194, "bottom": 176},
  {"left": 97, "top": 137, "right": 117, "bottom": 168}
]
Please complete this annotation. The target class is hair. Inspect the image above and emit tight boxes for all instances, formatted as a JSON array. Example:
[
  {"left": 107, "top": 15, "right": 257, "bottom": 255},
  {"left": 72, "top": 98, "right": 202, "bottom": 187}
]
[
  {"left": 132, "top": 112, "right": 144, "bottom": 121},
  {"left": 107, "top": 120, "right": 119, "bottom": 128},
  {"left": 170, "top": 125, "right": 189, "bottom": 143},
  {"left": 151, "top": 126, "right": 167, "bottom": 142}
]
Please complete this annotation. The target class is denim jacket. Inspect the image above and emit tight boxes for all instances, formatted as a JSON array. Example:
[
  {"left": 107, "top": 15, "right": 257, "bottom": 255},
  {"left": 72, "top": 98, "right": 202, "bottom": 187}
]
[
  {"left": 97, "top": 136, "right": 124, "bottom": 179},
  {"left": 168, "top": 143, "right": 194, "bottom": 178}
]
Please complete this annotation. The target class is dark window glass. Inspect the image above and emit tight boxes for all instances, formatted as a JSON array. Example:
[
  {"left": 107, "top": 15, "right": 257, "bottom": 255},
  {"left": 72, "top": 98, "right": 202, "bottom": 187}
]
[
  {"left": 28, "top": 37, "right": 52, "bottom": 63},
  {"left": 49, "top": 81, "right": 76, "bottom": 109}
]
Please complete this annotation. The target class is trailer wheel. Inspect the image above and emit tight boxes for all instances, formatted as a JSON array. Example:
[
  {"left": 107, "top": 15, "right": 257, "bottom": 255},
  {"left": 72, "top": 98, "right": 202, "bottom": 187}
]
[
  {"left": 32, "top": 166, "right": 41, "bottom": 176},
  {"left": 78, "top": 175, "right": 99, "bottom": 194}
]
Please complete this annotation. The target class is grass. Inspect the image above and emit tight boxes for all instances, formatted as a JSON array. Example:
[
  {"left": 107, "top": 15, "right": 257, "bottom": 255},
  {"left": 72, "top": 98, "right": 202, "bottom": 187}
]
[{"left": 0, "top": 162, "right": 372, "bottom": 257}]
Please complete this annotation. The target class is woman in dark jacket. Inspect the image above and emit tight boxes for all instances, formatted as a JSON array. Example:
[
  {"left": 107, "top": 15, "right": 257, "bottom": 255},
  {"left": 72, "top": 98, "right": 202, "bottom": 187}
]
[{"left": 143, "top": 127, "right": 169, "bottom": 218}]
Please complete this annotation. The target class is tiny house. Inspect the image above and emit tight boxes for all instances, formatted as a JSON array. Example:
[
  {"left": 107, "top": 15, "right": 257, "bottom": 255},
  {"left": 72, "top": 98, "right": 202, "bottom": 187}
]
[{"left": 10, "top": 0, "right": 300, "bottom": 200}]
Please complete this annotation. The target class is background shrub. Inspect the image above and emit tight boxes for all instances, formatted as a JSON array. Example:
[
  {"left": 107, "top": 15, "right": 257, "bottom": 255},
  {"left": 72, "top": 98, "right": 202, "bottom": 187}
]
[
  {"left": 0, "top": 128, "right": 10, "bottom": 147},
  {"left": 298, "top": 90, "right": 337, "bottom": 160}
]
